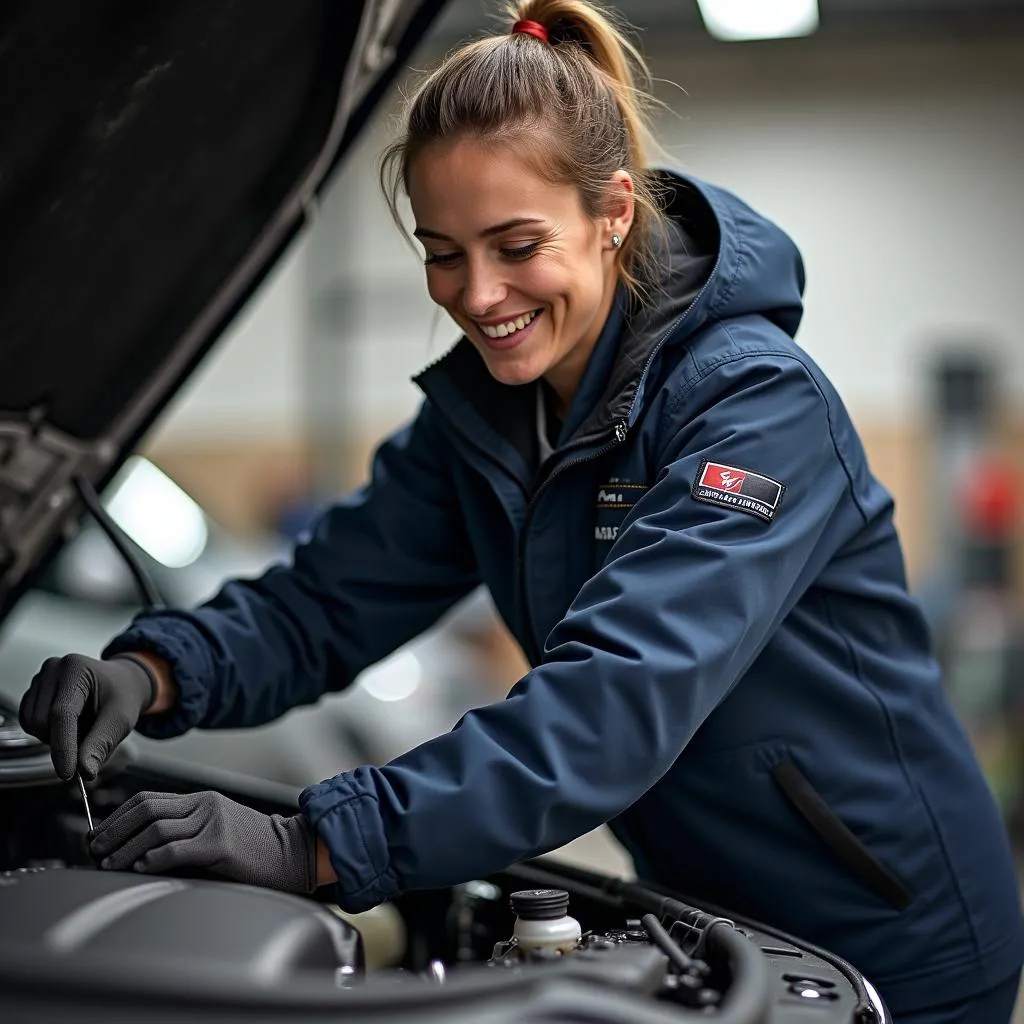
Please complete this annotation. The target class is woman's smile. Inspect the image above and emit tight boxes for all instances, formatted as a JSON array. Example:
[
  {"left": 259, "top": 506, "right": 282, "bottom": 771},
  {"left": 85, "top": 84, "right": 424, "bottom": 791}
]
[{"left": 473, "top": 308, "right": 544, "bottom": 350}]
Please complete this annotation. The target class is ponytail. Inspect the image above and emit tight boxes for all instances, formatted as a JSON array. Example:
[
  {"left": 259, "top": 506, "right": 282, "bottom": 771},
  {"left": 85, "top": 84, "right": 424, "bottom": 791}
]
[{"left": 380, "top": 0, "right": 668, "bottom": 301}]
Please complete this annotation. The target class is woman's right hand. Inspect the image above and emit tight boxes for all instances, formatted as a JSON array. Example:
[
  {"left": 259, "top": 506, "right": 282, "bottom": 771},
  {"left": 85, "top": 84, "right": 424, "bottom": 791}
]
[{"left": 18, "top": 653, "right": 167, "bottom": 781}]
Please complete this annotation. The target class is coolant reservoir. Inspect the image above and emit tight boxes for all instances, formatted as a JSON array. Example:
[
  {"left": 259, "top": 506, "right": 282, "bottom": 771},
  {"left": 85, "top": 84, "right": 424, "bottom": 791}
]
[{"left": 510, "top": 889, "right": 582, "bottom": 954}]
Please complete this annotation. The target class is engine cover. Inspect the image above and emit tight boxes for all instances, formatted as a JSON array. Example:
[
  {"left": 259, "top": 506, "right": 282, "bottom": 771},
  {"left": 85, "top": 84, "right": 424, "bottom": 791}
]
[{"left": 0, "top": 866, "right": 361, "bottom": 981}]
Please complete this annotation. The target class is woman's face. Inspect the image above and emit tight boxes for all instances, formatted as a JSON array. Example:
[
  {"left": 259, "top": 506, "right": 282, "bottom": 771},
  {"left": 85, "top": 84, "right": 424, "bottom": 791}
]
[{"left": 407, "top": 137, "right": 632, "bottom": 409}]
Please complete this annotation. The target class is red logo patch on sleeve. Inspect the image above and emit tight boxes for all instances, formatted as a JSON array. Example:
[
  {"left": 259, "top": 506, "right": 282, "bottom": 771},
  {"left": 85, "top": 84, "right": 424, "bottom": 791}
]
[{"left": 692, "top": 460, "right": 785, "bottom": 522}]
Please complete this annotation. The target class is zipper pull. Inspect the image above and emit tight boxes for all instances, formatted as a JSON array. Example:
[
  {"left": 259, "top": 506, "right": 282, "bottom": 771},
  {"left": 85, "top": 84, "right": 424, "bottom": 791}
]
[{"left": 614, "top": 420, "right": 629, "bottom": 443}]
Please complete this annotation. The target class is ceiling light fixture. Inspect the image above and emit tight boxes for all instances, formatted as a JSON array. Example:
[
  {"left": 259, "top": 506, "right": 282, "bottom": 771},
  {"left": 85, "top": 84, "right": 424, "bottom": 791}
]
[{"left": 696, "top": 0, "right": 820, "bottom": 41}]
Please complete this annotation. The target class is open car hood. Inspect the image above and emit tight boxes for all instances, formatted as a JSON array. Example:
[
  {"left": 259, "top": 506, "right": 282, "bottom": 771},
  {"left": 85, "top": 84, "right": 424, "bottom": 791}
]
[{"left": 0, "top": 0, "right": 448, "bottom": 618}]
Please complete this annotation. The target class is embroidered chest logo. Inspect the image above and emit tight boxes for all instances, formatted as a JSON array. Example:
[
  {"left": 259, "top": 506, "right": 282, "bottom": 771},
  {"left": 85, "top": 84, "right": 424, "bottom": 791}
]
[
  {"left": 692, "top": 460, "right": 785, "bottom": 523},
  {"left": 594, "top": 481, "right": 648, "bottom": 542}
]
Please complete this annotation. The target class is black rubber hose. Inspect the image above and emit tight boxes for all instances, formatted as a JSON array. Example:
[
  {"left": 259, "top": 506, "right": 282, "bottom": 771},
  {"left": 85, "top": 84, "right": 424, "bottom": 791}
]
[
  {"left": 640, "top": 913, "right": 695, "bottom": 973},
  {"left": 704, "top": 917, "right": 771, "bottom": 1024},
  {"left": 72, "top": 473, "right": 163, "bottom": 608},
  {"left": 601, "top": 884, "right": 769, "bottom": 1024}
]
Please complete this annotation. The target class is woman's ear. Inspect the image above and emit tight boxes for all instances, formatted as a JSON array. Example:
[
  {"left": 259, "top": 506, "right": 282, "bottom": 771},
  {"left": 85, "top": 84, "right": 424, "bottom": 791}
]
[{"left": 605, "top": 170, "right": 635, "bottom": 245}]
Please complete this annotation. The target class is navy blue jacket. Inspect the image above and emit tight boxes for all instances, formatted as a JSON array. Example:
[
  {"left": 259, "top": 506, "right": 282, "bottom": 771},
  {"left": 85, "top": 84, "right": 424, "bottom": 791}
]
[{"left": 107, "top": 173, "right": 1024, "bottom": 1014}]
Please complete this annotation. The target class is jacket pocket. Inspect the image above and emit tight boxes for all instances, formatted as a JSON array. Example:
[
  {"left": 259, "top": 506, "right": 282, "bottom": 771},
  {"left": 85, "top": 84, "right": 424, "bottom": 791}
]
[{"left": 771, "top": 757, "right": 914, "bottom": 911}]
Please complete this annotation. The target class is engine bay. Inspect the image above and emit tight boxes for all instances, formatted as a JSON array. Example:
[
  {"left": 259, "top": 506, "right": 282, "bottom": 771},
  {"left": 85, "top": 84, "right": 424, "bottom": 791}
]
[{"left": 0, "top": 698, "right": 887, "bottom": 1023}]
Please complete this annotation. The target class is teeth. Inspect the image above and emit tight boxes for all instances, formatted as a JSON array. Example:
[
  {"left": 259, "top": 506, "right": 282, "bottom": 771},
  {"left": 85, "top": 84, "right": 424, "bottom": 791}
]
[{"left": 479, "top": 309, "right": 537, "bottom": 339}]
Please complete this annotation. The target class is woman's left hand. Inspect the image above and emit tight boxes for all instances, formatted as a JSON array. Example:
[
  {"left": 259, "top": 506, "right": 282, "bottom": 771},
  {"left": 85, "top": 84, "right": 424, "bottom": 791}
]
[{"left": 89, "top": 790, "right": 318, "bottom": 894}]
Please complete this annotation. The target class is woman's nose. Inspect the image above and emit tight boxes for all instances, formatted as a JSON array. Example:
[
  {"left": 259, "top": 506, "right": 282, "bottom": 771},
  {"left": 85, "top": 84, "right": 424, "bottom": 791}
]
[{"left": 462, "top": 259, "right": 507, "bottom": 318}]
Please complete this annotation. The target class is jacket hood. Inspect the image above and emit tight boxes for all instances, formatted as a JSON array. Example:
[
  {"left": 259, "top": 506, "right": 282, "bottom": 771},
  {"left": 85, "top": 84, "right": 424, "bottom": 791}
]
[
  {"left": 603, "top": 170, "right": 807, "bottom": 432},
  {"left": 664, "top": 172, "right": 806, "bottom": 342},
  {"left": 619, "top": 170, "right": 808, "bottom": 373}
]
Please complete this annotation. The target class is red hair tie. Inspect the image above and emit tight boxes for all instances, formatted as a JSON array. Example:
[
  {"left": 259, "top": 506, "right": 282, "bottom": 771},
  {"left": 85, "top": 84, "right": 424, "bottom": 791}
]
[{"left": 512, "top": 19, "right": 549, "bottom": 43}]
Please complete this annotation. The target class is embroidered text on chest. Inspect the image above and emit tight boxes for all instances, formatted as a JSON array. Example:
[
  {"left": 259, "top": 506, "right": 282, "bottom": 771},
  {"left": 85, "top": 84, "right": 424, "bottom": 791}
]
[{"left": 594, "top": 482, "right": 648, "bottom": 541}]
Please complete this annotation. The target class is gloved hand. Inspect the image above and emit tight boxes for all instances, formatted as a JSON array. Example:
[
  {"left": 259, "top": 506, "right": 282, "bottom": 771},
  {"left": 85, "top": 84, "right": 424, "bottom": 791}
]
[
  {"left": 18, "top": 653, "right": 157, "bottom": 782},
  {"left": 89, "top": 791, "right": 318, "bottom": 894}
]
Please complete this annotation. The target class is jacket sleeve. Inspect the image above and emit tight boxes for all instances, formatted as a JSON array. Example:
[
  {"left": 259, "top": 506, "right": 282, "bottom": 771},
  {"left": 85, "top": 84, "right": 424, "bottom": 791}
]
[
  {"left": 300, "top": 351, "right": 862, "bottom": 912},
  {"left": 103, "top": 401, "right": 480, "bottom": 738}
]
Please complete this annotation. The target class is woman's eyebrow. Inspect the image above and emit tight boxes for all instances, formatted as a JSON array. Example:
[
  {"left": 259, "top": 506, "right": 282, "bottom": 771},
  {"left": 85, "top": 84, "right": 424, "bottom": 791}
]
[{"left": 413, "top": 218, "right": 546, "bottom": 241}]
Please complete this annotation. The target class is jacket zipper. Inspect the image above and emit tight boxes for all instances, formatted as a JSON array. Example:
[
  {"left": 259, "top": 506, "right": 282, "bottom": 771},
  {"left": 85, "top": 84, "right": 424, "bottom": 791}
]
[
  {"left": 424, "top": 399, "right": 624, "bottom": 666},
  {"left": 516, "top": 421, "right": 627, "bottom": 665}
]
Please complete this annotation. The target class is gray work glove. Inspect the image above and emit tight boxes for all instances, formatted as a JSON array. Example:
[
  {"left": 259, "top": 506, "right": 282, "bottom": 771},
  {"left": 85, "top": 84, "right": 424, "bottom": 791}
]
[
  {"left": 18, "top": 653, "right": 157, "bottom": 782},
  {"left": 89, "top": 791, "right": 318, "bottom": 894}
]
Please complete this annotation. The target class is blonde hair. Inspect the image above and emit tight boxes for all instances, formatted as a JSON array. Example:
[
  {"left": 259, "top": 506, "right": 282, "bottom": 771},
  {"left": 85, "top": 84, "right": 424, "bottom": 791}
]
[{"left": 380, "top": 0, "right": 668, "bottom": 301}]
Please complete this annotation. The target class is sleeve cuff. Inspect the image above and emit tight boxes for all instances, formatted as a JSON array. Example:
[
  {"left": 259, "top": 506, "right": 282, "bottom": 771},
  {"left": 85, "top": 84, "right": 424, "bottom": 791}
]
[
  {"left": 300, "top": 767, "right": 401, "bottom": 913},
  {"left": 103, "top": 614, "right": 215, "bottom": 739}
]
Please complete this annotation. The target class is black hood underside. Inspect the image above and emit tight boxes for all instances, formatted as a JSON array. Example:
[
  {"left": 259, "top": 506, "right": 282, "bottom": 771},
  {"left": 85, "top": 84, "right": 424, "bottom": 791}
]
[
  {"left": 0, "top": 0, "right": 448, "bottom": 616},
  {"left": 0, "top": 0, "right": 358, "bottom": 440}
]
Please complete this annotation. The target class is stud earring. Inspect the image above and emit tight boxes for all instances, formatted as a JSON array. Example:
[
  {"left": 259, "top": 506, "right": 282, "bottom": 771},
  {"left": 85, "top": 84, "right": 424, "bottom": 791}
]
[{"left": 611, "top": 234, "right": 622, "bottom": 249}]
